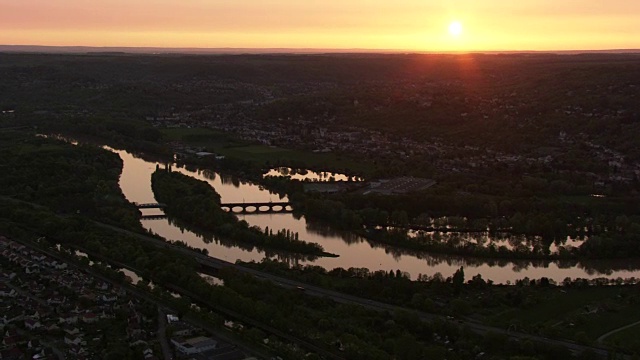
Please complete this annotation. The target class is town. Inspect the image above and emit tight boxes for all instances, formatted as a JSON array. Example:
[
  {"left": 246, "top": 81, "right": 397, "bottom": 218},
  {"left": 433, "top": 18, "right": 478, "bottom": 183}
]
[{"left": 0, "top": 235, "right": 255, "bottom": 360}]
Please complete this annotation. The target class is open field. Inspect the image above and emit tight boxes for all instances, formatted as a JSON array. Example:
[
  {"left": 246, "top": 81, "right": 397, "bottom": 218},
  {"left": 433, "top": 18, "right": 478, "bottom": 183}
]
[
  {"left": 485, "top": 286, "right": 640, "bottom": 343},
  {"left": 603, "top": 322, "right": 640, "bottom": 351}
]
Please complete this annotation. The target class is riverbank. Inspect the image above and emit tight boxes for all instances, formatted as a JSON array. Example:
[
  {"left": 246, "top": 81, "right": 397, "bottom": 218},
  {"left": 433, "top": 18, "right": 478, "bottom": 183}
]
[
  {"left": 19, "top": 130, "right": 640, "bottom": 283},
  {"left": 151, "top": 167, "right": 336, "bottom": 258}
]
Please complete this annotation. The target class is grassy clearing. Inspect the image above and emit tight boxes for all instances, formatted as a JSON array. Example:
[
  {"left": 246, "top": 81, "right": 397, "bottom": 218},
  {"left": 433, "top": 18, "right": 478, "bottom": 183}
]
[
  {"left": 10, "top": 143, "right": 66, "bottom": 155},
  {"left": 489, "top": 288, "right": 607, "bottom": 326},
  {"left": 161, "top": 128, "right": 239, "bottom": 147},
  {"left": 488, "top": 287, "right": 640, "bottom": 342},
  {"left": 580, "top": 310, "right": 640, "bottom": 340}
]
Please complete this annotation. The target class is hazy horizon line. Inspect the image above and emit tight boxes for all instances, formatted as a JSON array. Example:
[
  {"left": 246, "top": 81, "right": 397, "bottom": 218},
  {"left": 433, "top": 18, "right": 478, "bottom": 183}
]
[{"left": 1, "top": 44, "right": 640, "bottom": 56}]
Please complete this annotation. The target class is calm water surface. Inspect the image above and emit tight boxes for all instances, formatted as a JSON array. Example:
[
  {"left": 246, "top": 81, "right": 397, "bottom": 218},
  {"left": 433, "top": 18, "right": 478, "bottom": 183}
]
[
  {"left": 264, "top": 167, "right": 363, "bottom": 182},
  {"left": 112, "top": 148, "right": 640, "bottom": 284}
]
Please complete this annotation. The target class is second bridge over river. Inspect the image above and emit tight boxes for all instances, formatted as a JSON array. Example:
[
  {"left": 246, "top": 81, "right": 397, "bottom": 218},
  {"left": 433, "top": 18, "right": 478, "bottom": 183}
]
[
  {"left": 136, "top": 201, "right": 292, "bottom": 215},
  {"left": 220, "top": 201, "right": 292, "bottom": 214}
]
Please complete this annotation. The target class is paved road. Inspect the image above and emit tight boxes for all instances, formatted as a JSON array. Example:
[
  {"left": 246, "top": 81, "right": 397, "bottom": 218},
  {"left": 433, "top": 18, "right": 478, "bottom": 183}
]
[
  {"left": 94, "top": 221, "right": 622, "bottom": 359},
  {"left": 597, "top": 320, "right": 640, "bottom": 344},
  {"left": 157, "top": 307, "right": 174, "bottom": 360}
]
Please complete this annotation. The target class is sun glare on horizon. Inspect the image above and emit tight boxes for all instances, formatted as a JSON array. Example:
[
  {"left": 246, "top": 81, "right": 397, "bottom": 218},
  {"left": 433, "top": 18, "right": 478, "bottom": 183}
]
[
  {"left": 449, "top": 21, "right": 463, "bottom": 37},
  {"left": 0, "top": 1, "right": 638, "bottom": 51}
]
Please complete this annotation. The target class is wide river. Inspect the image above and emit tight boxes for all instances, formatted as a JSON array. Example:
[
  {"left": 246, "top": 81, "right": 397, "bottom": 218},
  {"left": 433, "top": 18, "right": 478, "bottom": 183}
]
[{"left": 112, "top": 148, "right": 640, "bottom": 284}]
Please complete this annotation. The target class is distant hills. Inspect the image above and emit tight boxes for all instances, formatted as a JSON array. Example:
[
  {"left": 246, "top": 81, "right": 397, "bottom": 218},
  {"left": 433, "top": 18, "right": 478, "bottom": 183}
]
[{"left": 1, "top": 44, "right": 639, "bottom": 55}]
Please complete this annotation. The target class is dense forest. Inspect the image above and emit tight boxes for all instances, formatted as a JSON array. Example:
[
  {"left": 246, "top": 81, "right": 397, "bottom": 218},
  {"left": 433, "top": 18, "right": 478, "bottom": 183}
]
[{"left": 0, "top": 131, "right": 141, "bottom": 230}]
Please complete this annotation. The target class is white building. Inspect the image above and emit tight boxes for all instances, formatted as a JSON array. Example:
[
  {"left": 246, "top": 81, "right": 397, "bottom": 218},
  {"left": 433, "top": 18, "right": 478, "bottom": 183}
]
[{"left": 170, "top": 336, "right": 218, "bottom": 355}]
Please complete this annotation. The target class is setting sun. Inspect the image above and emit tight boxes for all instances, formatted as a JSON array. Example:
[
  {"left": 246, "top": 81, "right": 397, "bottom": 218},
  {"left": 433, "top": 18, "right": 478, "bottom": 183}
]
[
  {"left": 1, "top": 1, "right": 640, "bottom": 52},
  {"left": 449, "top": 21, "right": 463, "bottom": 37}
]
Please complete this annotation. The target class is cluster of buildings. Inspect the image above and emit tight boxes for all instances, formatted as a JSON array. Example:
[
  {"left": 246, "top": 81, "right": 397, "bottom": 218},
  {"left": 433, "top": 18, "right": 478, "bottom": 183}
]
[
  {"left": 1, "top": 235, "right": 162, "bottom": 360},
  {"left": 1, "top": 235, "right": 259, "bottom": 360},
  {"left": 166, "top": 316, "right": 249, "bottom": 360}
]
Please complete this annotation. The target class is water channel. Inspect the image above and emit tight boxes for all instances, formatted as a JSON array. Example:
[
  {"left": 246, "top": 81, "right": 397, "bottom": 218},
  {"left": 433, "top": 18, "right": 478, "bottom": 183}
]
[{"left": 111, "top": 148, "right": 640, "bottom": 284}]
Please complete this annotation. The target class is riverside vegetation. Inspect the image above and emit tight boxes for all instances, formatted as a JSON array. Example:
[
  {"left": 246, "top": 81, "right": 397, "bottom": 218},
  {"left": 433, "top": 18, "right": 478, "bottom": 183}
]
[
  {"left": 0, "top": 133, "right": 610, "bottom": 359},
  {"left": 151, "top": 166, "right": 334, "bottom": 258}
]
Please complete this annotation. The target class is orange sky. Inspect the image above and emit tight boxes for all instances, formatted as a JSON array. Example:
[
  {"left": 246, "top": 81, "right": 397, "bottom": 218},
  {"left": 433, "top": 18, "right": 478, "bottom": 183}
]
[{"left": 1, "top": 0, "right": 639, "bottom": 51}]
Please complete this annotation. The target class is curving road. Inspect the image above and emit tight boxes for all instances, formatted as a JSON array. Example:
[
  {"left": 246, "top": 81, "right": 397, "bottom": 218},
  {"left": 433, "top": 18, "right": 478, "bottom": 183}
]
[{"left": 597, "top": 320, "right": 640, "bottom": 344}]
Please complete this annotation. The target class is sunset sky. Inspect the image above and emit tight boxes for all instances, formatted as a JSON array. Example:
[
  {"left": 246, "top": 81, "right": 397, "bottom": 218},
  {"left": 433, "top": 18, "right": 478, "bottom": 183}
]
[{"left": 1, "top": 0, "right": 639, "bottom": 51}]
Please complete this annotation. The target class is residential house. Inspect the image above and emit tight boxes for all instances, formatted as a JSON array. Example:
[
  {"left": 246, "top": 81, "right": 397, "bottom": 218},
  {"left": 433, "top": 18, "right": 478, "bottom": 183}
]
[
  {"left": 24, "top": 319, "right": 41, "bottom": 330},
  {"left": 63, "top": 335, "right": 84, "bottom": 346},
  {"left": 64, "top": 327, "right": 80, "bottom": 336},
  {"left": 100, "top": 294, "right": 117, "bottom": 303},
  {"left": 81, "top": 312, "right": 98, "bottom": 324},
  {"left": 0, "top": 284, "right": 16, "bottom": 298},
  {"left": 46, "top": 295, "right": 65, "bottom": 306},
  {"left": 59, "top": 313, "right": 78, "bottom": 325}
]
